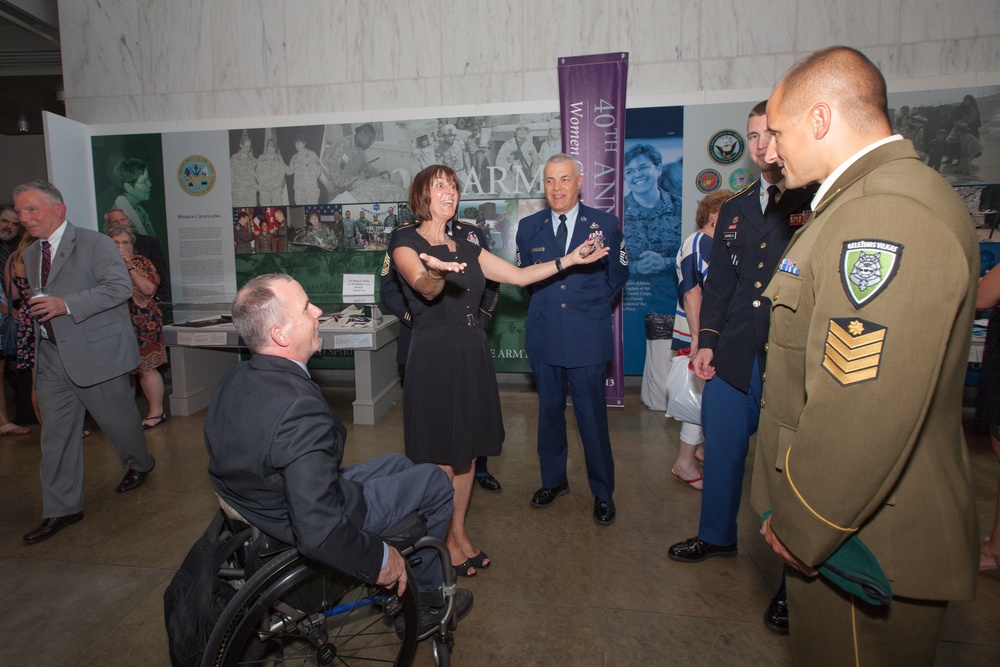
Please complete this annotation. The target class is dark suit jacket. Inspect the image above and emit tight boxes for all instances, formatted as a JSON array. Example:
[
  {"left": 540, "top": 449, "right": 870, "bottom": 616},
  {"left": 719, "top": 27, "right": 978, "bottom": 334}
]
[
  {"left": 380, "top": 220, "right": 498, "bottom": 365},
  {"left": 205, "top": 354, "right": 383, "bottom": 583},
  {"left": 698, "top": 180, "right": 817, "bottom": 391},
  {"left": 24, "top": 222, "right": 138, "bottom": 386},
  {"left": 133, "top": 233, "right": 169, "bottom": 302}
]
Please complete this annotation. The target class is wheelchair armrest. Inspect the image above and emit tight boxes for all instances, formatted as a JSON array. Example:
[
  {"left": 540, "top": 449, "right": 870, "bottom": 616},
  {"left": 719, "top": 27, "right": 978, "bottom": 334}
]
[{"left": 379, "top": 511, "right": 428, "bottom": 551}]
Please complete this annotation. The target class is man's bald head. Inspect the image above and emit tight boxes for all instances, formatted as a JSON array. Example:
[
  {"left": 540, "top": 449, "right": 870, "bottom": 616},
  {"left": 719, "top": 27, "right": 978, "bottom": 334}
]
[{"left": 775, "top": 46, "right": 890, "bottom": 138}]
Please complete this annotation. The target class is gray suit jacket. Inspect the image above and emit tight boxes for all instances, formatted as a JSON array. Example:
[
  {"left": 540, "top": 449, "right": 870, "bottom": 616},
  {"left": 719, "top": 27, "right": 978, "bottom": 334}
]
[{"left": 25, "top": 222, "right": 138, "bottom": 386}]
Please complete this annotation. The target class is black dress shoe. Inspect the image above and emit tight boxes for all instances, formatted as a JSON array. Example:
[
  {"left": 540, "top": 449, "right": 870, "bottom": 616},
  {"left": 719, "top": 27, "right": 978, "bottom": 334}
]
[
  {"left": 593, "top": 497, "right": 616, "bottom": 525},
  {"left": 475, "top": 473, "right": 502, "bottom": 493},
  {"left": 530, "top": 481, "right": 569, "bottom": 508},
  {"left": 668, "top": 536, "right": 738, "bottom": 563},
  {"left": 116, "top": 457, "right": 155, "bottom": 493},
  {"left": 23, "top": 512, "right": 84, "bottom": 544},
  {"left": 764, "top": 588, "right": 789, "bottom": 634}
]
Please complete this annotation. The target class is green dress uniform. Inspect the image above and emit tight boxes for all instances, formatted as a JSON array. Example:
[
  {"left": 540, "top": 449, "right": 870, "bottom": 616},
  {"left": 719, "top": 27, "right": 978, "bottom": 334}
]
[{"left": 751, "top": 140, "right": 979, "bottom": 665}]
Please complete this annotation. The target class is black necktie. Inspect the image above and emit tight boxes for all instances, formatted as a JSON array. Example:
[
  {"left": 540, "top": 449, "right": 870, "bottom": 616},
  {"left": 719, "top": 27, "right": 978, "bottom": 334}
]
[
  {"left": 40, "top": 240, "right": 56, "bottom": 342},
  {"left": 765, "top": 185, "right": 780, "bottom": 215},
  {"left": 555, "top": 214, "right": 568, "bottom": 254}
]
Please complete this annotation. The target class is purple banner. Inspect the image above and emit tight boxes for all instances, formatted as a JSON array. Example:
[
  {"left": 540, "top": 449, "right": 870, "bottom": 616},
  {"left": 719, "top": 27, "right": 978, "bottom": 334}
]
[{"left": 558, "top": 52, "right": 628, "bottom": 406}]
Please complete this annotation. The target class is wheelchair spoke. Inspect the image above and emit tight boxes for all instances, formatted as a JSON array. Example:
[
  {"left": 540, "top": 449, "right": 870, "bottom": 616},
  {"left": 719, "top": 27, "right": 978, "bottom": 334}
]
[{"left": 205, "top": 550, "right": 418, "bottom": 667}]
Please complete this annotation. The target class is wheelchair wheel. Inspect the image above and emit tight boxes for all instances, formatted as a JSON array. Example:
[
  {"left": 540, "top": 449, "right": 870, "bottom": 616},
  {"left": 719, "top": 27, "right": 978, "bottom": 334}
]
[{"left": 202, "top": 548, "right": 419, "bottom": 666}]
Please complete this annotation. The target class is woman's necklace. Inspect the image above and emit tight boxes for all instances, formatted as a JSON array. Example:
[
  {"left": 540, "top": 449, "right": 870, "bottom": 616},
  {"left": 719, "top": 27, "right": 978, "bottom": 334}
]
[{"left": 417, "top": 228, "right": 447, "bottom": 244}]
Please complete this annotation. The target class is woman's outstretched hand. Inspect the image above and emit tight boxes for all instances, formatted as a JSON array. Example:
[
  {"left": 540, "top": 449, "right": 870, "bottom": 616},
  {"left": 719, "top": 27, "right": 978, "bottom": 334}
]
[
  {"left": 419, "top": 252, "right": 467, "bottom": 277},
  {"left": 567, "top": 237, "right": 611, "bottom": 266}
]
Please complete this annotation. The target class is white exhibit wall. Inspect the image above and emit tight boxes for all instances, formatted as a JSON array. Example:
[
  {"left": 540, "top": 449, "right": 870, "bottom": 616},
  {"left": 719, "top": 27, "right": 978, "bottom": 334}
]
[
  {"left": 42, "top": 112, "right": 97, "bottom": 230},
  {"left": 58, "top": 0, "right": 1000, "bottom": 127}
]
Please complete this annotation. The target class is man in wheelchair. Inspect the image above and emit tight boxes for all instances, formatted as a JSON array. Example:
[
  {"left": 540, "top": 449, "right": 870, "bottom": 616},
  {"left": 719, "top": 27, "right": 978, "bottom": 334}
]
[{"left": 204, "top": 273, "right": 472, "bottom": 633}]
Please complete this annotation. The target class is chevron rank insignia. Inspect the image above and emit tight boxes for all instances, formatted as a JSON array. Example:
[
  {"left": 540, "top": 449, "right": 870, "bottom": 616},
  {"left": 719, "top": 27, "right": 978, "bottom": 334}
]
[
  {"left": 380, "top": 252, "right": 390, "bottom": 276},
  {"left": 822, "top": 318, "right": 886, "bottom": 386},
  {"left": 840, "top": 239, "right": 902, "bottom": 309}
]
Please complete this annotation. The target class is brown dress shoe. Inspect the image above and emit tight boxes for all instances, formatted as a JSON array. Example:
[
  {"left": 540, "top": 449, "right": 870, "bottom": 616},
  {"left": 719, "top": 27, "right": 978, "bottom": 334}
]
[
  {"left": 116, "top": 457, "right": 155, "bottom": 493},
  {"left": 23, "top": 512, "right": 84, "bottom": 544}
]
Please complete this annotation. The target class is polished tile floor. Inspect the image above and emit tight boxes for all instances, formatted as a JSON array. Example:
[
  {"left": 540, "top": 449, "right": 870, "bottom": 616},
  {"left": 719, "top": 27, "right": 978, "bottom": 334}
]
[{"left": 1, "top": 381, "right": 999, "bottom": 666}]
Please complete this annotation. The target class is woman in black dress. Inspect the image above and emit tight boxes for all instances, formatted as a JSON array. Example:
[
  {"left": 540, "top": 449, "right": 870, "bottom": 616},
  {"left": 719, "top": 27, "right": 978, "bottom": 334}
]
[{"left": 392, "top": 165, "right": 607, "bottom": 576}]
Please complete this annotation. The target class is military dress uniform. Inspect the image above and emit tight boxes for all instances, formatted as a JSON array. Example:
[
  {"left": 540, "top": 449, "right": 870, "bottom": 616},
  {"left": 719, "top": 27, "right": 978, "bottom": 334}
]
[
  {"left": 693, "top": 179, "right": 816, "bottom": 548},
  {"left": 751, "top": 140, "right": 979, "bottom": 665},
  {"left": 516, "top": 203, "right": 629, "bottom": 502}
]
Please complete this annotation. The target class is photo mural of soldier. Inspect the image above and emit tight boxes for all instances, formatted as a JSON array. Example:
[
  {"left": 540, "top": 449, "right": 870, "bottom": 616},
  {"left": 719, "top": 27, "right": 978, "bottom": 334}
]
[
  {"left": 293, "top": 208, "right": 339, "bottom": 251},
  {"left": 230, "top": 130, "right": 258, "bottom": 207},
  {"left": 233, "top": 209, "right": 254, "bottom": 254},
  {"left": 288, "top": 133, "right": 322, "bottom": 205},
  {"left": 495, "top": 122, "right": 539, "bottom": 194},
  {"left": 621, "top": 105, "right": 684, "bottom": 375},
  {"left": 255, "top": 137, "right": 289, "bottom": 206},
  {"left": 538, "top": 119, "right": 562, "bottom": 164},
  {"left": 437, "top": 124, "right": 471, "bottom": 184}
]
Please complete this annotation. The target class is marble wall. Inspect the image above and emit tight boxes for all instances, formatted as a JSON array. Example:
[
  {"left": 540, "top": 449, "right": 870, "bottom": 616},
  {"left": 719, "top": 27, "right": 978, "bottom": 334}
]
[{"left": 59, "top": 0, "right": 1000, "bottom": 125}]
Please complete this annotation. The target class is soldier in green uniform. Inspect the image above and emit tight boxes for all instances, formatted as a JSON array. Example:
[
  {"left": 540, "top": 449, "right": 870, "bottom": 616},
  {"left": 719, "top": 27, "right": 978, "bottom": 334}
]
[{"left": 752, "top": 46, "right": 979, "bottom": 665}]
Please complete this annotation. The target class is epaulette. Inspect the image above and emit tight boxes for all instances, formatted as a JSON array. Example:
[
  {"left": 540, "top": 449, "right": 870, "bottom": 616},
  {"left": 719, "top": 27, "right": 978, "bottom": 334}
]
[{"left": 733, "top": 179, "right": 759, "bottom": 200}]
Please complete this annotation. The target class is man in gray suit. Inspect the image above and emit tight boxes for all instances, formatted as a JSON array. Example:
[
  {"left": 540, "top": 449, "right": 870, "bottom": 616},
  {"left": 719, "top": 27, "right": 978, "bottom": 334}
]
[{"left": 16, "top": 180, "right": 154, "bottom": 545}]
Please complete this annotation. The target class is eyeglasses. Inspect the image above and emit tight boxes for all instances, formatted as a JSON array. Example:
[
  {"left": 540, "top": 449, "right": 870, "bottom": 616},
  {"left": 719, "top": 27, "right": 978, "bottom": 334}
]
[{"left": 624, "top": 163, "right": 656, "bottom": 178}]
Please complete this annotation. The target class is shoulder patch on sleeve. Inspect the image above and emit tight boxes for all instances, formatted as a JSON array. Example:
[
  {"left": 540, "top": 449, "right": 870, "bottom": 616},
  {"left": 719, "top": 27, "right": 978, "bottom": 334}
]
[
  {"left": 822, "top": 318, "right": 886, "bottom": 386},
  {"left": 840, "top": 239, "right": 903, "bottom": 309}
]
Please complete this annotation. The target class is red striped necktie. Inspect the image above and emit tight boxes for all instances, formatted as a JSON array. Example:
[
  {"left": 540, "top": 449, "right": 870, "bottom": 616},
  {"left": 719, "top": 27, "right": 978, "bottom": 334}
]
[{"left": 40, "top": 240, "right": 56, "bottom": 343}]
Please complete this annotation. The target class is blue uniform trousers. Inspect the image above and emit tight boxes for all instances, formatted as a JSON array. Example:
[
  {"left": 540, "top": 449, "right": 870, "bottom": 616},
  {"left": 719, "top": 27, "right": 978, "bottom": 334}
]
[
  {"left": 697, "top": 355, "right": 762, "bottom": 546},
  {"left": 531, "top": 359, "right": 615, "bottom": 500}
]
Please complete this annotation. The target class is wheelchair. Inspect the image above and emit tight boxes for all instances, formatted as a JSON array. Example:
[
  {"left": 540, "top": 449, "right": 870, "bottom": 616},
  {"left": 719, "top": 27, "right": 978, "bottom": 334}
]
[{"left": 199, "top": 502, "right": 461, "bottom": 667}]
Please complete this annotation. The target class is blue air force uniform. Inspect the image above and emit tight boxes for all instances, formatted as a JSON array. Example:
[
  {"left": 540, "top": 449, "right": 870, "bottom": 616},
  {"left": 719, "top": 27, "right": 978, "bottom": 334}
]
[{"left": 516, "top": 203, "right": 629, "bottom": 500}]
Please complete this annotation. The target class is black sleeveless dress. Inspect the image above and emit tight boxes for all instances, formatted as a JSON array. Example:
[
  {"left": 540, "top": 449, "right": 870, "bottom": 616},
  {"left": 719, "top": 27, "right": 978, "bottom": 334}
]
[{"left": 398, "top": 234, "right": 504, "bottom": 467}]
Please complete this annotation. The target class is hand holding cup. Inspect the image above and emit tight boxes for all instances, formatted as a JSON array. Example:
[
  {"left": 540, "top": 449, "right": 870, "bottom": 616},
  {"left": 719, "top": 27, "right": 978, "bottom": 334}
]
[{"left": 25, "top": 288, "right": 64, "bottom": 322}]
